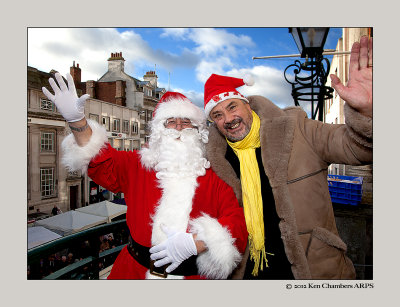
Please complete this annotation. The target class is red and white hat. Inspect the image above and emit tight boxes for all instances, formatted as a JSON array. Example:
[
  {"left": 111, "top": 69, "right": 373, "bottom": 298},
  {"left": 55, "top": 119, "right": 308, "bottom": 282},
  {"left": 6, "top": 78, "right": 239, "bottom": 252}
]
[
  {"left": 153, "top": 91, "right": 206, "bottom": 126},
  {"left": 204, "top": 74, "right": 254, "bottom": 119}
]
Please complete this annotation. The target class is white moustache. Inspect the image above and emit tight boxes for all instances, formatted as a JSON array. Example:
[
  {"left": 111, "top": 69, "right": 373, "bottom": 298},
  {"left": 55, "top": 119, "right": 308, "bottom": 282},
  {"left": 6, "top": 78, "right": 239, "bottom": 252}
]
[{"left": 160, "top": 127, "right": 201, "bottom": 141}]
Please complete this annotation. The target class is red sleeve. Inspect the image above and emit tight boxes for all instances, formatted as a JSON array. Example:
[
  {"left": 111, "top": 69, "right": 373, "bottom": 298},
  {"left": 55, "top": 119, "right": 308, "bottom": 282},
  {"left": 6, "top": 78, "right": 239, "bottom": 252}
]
[{"left": 87, "top": 143, "right": 139, "bottom": 193}]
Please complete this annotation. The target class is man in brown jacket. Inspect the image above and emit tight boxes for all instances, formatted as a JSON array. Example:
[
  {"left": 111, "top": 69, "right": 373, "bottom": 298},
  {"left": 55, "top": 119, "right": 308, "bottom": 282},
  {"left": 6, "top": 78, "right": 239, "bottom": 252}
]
[{"left": 203, "top": 36, "right": 372, "bottom": 279}]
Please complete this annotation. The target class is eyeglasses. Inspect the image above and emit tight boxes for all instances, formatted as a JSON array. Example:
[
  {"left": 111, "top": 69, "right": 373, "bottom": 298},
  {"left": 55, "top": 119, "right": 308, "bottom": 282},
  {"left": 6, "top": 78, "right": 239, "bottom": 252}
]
[{"left": 164, "top": 118, "right": 195, "bottom": 129}]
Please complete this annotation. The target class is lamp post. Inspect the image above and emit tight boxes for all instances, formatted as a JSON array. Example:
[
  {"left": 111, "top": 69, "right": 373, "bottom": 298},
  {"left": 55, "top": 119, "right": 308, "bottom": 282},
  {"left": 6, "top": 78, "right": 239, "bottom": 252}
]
[{"left": 284, "top": 27, "right": 334, "bottom": 121}]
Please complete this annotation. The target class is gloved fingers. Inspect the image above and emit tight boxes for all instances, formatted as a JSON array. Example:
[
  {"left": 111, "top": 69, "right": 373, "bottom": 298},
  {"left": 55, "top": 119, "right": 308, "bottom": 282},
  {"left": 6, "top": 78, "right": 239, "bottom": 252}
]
[
  {"left": 153, "top": 257, "right": 172, "bottom": 268},
  {"left": 149, "top": 242, "right": 166, "bottom": 254},
  {"left": 42, "top": 87, "right": 55, "bottom": 102},
  {"left": 48, "top": 78, "right": 61, "bottom": 96},
  {"left": 165, "top": 262, "right": 181, "bottom": 273},
  {"left": 150, "top": 249, "right": 168, "bottom": 261},
  {"left": 66, "top": 73, "right": 77, "bottom": 95},
  {"left": 55, "top": 73, "right": 68, "bottom": 92}
]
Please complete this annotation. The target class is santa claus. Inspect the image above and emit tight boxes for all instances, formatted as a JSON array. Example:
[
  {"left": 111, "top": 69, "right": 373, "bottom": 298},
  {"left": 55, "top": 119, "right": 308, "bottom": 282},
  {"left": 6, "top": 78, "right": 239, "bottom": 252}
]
[{"left": 42, "top": 73, "right": 248, "bottom": 279}]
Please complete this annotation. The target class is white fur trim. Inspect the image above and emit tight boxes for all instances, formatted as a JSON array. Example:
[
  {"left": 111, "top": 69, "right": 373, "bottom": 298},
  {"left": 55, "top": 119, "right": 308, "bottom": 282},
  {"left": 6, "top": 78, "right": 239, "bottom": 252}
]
[
  {"left": 204, "top": 92, "right": 249, "bottom": 120},
  {"left": 189, "top": 213, "right": 242, "bottom": 279},
  {"left": 154, "top": 97, "right": 206, "bottom": 126},
  {"left": 151, "top": 176, "right": 198, "bottom": 245},
  {"left": 61, "top": 119, "right": 108, "bottom": 174}
]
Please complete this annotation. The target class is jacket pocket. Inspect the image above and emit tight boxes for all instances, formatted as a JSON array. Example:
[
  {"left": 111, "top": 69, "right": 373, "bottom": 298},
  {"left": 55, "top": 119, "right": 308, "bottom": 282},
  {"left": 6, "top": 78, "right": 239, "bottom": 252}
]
[
  {"left": 287, "top": 168, "right": 327, "bottom": 185},
  {"left": 300, "top": 227, "right": 355, "bottom": 279}
]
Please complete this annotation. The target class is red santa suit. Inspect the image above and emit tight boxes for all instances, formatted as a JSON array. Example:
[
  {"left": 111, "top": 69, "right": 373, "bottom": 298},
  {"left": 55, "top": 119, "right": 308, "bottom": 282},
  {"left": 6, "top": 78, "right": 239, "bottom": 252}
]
[{"left": 61, "top": 92, "right": 248, "bottom": 279}]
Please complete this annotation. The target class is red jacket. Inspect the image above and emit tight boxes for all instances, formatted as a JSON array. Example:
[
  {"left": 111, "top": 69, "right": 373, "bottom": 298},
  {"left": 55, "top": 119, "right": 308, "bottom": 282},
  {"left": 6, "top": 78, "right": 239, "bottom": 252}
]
[{"left": 87, "top": 143, "right": 248, "bottom": 279}]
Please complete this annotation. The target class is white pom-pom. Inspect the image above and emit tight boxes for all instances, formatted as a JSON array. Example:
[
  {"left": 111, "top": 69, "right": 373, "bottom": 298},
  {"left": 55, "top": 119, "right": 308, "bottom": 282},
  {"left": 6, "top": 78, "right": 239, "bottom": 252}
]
[{"left": 243, "top": 74, "right": 254, "bottom": 86}]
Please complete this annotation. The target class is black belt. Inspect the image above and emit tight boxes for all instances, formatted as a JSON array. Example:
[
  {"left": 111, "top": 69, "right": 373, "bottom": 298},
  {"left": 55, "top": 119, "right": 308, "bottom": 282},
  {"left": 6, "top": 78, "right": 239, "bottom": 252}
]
[{"left": 127, "top": 235, "right": 199, "bottom": 278}]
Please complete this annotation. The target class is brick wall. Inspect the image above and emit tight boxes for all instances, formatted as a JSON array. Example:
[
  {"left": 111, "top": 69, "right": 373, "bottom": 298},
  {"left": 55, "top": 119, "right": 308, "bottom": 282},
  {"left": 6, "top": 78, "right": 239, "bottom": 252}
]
[{"left": 96, "top": 82, "right": 117, "bottom": 103}]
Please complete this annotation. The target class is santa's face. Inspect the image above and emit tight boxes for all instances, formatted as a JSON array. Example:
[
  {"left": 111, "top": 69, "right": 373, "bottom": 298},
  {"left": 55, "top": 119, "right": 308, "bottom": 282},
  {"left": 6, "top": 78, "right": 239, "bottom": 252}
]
[
  {"left": 139, "top": 120, "right": 209, "bottom": 178},
  {"left": 209, "top": 98, "right": 253, "bottom": 142}
]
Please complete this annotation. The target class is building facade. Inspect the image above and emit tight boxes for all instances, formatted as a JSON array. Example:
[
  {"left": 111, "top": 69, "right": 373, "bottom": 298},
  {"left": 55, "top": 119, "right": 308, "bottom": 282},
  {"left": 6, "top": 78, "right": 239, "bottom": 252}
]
[
  {"left": 84, "top": 97, "right": 142, "bottom": 205},
  {"left": 28, "top": 66, "right": 72, "bottom": 215}
]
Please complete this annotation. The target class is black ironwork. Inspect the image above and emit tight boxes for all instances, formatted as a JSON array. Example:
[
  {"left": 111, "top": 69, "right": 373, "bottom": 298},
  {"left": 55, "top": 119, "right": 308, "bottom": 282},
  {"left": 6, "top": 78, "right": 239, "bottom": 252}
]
[
  {"left": 289, "top": 27, "right": 329, "bottom": 59},
  {"left": 284, "top": 55, "right": 334, "bottom": 121}
]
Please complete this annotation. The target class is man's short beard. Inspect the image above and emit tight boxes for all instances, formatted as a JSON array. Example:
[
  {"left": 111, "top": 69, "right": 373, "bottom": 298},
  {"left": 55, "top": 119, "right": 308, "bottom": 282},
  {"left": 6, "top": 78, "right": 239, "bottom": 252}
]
[
  {"left": 140, "top": 127, "right": 210, "bottom": 178},
  {"left": 224, "top": 117, "right": 251, "bottom": 142}
]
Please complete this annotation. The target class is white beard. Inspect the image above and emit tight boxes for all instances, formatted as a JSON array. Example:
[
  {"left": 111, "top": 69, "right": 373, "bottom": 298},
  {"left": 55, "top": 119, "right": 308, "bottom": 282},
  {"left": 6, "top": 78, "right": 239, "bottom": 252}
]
[{"left": 139, "top": 128, "right": 210, "bottom": 245}]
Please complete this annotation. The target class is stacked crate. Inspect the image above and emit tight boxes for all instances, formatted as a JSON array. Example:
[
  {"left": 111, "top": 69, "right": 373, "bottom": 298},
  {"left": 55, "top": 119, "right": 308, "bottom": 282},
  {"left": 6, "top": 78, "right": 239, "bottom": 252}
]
[{"left": 327, "top": 175, "right": 363, "bottom": 206}]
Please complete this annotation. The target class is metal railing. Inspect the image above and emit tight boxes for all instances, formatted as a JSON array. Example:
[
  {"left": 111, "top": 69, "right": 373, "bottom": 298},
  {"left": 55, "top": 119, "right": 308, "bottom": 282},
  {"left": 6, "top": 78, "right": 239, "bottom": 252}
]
[{"left": 27, "top": 219, "right": 129, "bottom": 280}]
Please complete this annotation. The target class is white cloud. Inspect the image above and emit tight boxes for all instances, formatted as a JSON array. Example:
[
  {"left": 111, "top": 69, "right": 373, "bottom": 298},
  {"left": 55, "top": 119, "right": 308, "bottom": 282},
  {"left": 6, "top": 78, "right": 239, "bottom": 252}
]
[
  {"left": 225, "top": 65, "right": 295, "bottom": 109},
  {"left": 189, "top": 28, "right": 254, "bottom": 58},
  {"left": 195, "top": 57, "right": 234, "bottom": 83},
  {"left": 160, "top": 28, "right": 190, "bottom": 40},
  {"left": 28, "top": 28, "right": 199, "bottom": 81}
]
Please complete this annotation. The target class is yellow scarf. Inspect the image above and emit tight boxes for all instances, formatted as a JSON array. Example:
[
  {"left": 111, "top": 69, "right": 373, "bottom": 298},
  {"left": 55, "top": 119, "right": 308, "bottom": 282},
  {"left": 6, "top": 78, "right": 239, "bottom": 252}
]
[{"left": 227, "top": 111, "right": 272, "bottom": 276}]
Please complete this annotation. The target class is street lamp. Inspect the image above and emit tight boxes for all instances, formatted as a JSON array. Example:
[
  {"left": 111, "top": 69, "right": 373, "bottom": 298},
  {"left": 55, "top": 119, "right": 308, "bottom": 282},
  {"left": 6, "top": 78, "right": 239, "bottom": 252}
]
[{"left": 284, "top": 27, "right": 333, "bottom": 121}]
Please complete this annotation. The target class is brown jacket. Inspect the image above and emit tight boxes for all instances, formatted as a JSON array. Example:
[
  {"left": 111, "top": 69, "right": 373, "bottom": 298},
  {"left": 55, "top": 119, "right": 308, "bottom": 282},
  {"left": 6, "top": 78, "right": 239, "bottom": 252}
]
[{"left": 206, "top": 95, "right": 372, "bottom": 279}]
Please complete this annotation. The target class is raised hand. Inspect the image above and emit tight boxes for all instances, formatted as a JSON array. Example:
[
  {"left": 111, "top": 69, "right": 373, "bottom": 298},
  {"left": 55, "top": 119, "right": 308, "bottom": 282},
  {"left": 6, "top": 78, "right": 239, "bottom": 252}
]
[
  {"left": 330, "top": 36, "right": 372, "bottom": 118},
  {"left": 42, "top": 72, "right": 90, "bottom": 122}
]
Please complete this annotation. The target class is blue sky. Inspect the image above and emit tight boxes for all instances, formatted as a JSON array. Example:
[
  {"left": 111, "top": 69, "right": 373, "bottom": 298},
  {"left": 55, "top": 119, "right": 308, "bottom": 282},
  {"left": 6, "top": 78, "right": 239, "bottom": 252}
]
[{"left": 28, "top": 27, "right": 343, "bottom": 111}]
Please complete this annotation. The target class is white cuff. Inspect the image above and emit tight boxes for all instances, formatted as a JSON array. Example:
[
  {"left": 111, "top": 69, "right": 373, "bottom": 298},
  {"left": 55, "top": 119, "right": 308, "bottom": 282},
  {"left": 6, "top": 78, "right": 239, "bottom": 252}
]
[
  {"left": 190, "top": 213, "right": 242, "bottom": 279},
  {"left": 61, "top": 119, "right": 108, "bottom": 173}
]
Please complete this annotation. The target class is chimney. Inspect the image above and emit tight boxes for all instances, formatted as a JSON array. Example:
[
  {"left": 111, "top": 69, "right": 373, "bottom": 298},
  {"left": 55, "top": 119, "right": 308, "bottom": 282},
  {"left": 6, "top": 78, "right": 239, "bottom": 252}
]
[
  {"left": 70, "top": 61, "right": 81, "bottom": 84},
  {"left": 107, "top": 52, "right": 125, "bottom": 72}
]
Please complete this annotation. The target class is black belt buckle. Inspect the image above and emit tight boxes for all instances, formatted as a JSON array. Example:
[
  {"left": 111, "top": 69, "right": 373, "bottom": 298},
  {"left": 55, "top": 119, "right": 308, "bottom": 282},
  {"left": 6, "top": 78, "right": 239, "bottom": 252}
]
[{"left": 149, "top": 260, "right": 168, "bottom": 278}]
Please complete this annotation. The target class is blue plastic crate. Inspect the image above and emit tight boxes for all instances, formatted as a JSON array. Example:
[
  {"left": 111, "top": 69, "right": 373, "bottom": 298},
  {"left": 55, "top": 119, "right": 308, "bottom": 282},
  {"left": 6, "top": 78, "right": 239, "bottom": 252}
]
[{"left": 327, "top": 175, "right": 363, "bottom": 206}]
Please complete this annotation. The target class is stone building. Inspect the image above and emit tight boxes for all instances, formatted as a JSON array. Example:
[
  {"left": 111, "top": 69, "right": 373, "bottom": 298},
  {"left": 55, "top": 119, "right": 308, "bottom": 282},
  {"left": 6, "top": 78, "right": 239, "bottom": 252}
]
[{"left": 27, "top": 66, "right": 73, "bottom": 215}]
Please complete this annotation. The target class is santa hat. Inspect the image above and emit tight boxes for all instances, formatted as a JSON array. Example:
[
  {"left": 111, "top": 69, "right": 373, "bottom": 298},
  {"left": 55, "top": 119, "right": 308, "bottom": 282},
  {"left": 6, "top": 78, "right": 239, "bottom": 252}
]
[
  {"left": 204, "top": 74, "right": 254, "bottom": 120},
  {"left": 153, "top": 91, "right": 206, "bottom": 126}
]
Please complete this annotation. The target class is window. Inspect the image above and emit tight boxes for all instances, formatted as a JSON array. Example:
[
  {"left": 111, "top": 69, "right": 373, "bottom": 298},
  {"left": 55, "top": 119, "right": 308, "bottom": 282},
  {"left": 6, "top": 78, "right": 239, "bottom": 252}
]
[
  {"left": 145, "top": 136, "right": 150, "bottom": 143},
  {"left": 89, "top": 113, "right": 99, "bottom": 123},
  {"left": 122, "top": 120, "right": 129, "bottom": 133},
  {"left": 40, "top": 98, "right": 55, "bottom": 111},
  {"left": 40, "top": 168, "right": 55, "bottom": 197},
  {"left": 41, "top": 132, "right": 55, "bottom": 152},
  {"left": 146, "top": 110, "right": 153, "bottom": 122},
  {"left": 102, "top": 116, "right": 110, "bottom": 131},
  {"left": 132, "top": 121, "right": 138, "bottom": 135},
  {"left": 113, "top": 119, "right": 120, "bottom": 132}
]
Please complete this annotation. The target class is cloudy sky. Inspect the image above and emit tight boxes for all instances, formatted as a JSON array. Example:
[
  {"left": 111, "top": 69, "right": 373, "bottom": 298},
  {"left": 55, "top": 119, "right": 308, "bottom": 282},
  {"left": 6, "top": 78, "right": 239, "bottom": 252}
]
[{"left": 28, "top": 27, "right": 343, "bottom": 112}]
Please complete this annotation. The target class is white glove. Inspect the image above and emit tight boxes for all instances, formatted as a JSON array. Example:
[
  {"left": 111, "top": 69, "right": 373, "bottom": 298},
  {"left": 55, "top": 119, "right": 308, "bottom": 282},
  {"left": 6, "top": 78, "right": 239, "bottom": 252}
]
[
  {"left": 42, "top": 72, "right": 90, "bottom": 123},
  {"left": 149, "top": 225, "right": 198, "bottom": 273}
]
